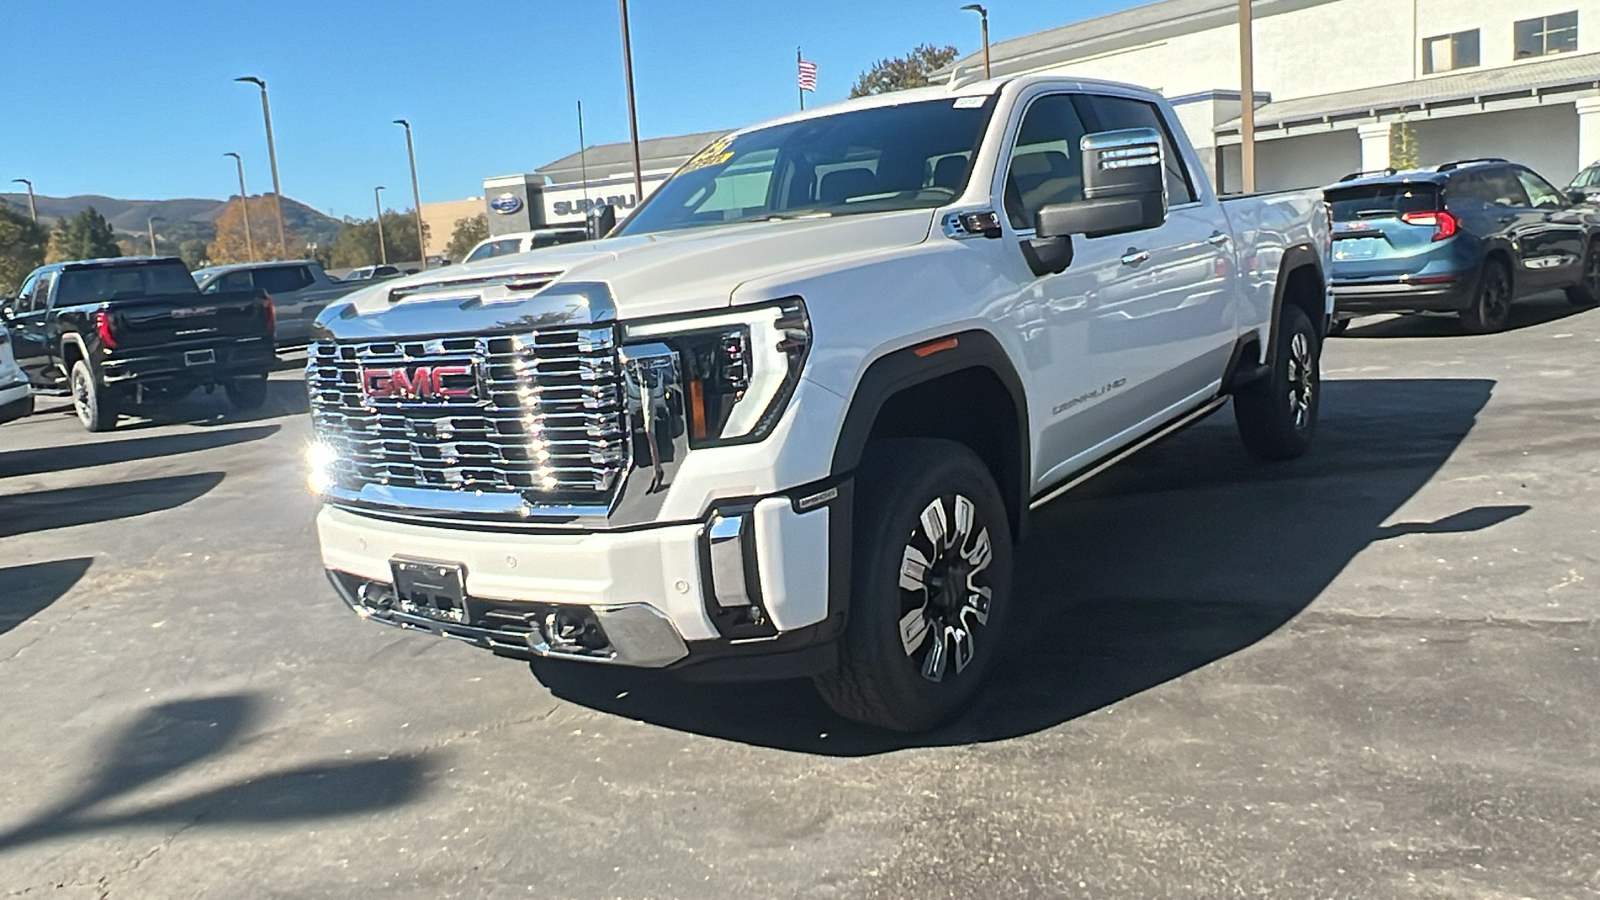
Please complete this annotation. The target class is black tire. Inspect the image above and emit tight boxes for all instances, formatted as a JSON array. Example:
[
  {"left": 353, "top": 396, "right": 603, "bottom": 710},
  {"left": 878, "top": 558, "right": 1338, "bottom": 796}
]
[
  {"left": 1460, "top": 258, "right": 1513, "bottom": 333},
  {"left": 1326, "top": 317, "right": 1351, "bottom": 337},
  {"left": 225, "top": 374, "right": 269, "bottom": 411},
  {"left": 70, "top": 360, "right": 118, "bottom": 432},
  {"left": 1566, "top": 240, "right": 1600, "bottom": 307},
  {"left": 814, "top": 438, "right": 1014, "bottom": 733},
  {"left": 1233, "top": 304, "right": 1319, "bottom": 461}
]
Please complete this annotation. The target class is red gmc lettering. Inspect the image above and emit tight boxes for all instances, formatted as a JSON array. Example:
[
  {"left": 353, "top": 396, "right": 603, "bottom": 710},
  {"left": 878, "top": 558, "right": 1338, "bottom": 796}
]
[{"left": 361, "top": 365, "right": 475, "bottom": 401}]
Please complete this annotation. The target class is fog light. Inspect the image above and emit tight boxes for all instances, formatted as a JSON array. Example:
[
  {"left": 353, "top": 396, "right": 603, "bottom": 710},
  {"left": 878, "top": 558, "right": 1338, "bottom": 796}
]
[{"left": 542, "top": 608, "right": 609, "bottom": 654}]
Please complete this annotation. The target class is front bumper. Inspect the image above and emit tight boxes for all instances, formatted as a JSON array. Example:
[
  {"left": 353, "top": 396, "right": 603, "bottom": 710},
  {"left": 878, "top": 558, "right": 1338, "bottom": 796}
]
[
  {"left": 316, "top": 488, "right": 838, "bottom": 672},
  {"left": 1331, "top": 276, "right": 1474, "bottom": 314}
]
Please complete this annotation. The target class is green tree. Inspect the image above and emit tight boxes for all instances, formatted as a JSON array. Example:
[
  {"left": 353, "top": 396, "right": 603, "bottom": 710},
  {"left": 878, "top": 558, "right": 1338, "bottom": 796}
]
[
  {"left": 45, "top": 207, "right": 122, "bottom": 263},
  {"left": 446, "top": 214, "right": 488, "bottom": 262},
  {"left": 849, "top": 44, "right": 960, "bottom": 98},
  {"left": 327, "top": 211, "right": 426, "bottom": 269},
  {"left": 1390, "top": 120, "right": 1420, "bottom": 170},
  {"left": 0, "top": 203, "right": 49, "bottom": 295}
]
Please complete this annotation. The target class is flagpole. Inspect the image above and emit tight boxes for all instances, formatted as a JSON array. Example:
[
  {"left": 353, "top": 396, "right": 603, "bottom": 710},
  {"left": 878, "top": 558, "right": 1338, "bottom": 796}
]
[
  {"left": 797, "top": 46, "right": 805, "bottom": 111},
  {"left": 577, "top": 100, "right": 590, "bottom": 210}
]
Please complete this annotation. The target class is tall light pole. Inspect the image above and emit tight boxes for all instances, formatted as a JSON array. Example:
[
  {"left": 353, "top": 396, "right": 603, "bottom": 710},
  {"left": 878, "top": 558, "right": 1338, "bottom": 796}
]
[
  {"left": 235, "top": 76, "right": 288, "bottom": 257},
  {"left": 1239, "top": 0, "right": 1257, "bottom": 194},
  {"left": 147, "top": 216, "right": 161, "bottom": 256},
  {"left": 962, "top": 5, "right": 991, "bottom": 79},
  {"left": 618, "top": 0, "right": 645, "bottom": 203},
  {"left": 223, "top": 152, "right": 256, "bottom": 262},
  {"left": 373, "top": 186, "right": 388, "bottom": 265},
  {"left": 10, "top": 179, "right": 37, "bottom": 223},
  {"left": 393, "top": 119, "right": 427, "bottom": 269}
]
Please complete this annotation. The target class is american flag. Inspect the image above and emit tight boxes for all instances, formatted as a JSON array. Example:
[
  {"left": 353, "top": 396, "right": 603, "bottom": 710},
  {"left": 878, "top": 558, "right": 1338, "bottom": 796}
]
[{"left": 798, "top": 58, "right": 818, "bottom": 92}]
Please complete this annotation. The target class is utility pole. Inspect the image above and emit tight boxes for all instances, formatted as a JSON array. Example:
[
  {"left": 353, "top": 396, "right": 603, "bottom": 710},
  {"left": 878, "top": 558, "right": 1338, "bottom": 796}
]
[
  {"left": 10, "top": 179, "right": 36, "bottom": 222},
  {"left": 235, "top": 76, "right": 288, "bottom": 257},
  {"left": 394, "top": 119, "right": 427, "bottom": 269},
  {"left": 578, "top": 100, "right": 591, "bottom": 210},
  {"left": 147, "top": 217, "right": 160, "bottom": 256},
  {"left": 374, "top": 186, "right": 388, "bottom": 265},
  {"left": 618, "top": 0, "right": 645, "bottom": 203},
  {"left": 1238, "top": 0, "right": 1257, "bottom": 194},
  {"left": 224, "top": 153, "right": 255, "bottom": 261},
  {"left": 962, "top": 5, "right": 991, "bottom": 79}
]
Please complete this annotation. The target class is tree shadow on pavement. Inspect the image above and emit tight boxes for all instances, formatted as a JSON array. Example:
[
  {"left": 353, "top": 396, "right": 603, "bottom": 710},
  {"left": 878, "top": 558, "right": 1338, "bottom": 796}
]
[
  {"left": 0, "top": 557, "right": 93, "bottom": 638},
  {"left": 0, "top": 473, "right": 224, "bottom": 539},
  {"left": 530, "top": 377, "right": 1499, "bottom": 755},
  {"left": 1341, "top": 295, "right": 1592, "bottom": 338},
  {"left": 0, "top": 425, "right": 278, "bottom": 480},
  {"left": 0, "top": 694, "right": 432, "bottom": 854}
]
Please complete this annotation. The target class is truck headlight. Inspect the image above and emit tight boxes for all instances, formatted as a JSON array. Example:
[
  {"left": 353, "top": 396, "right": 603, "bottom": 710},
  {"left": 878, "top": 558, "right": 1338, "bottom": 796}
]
[{"left": 622, "top": 298, "right": 810, "bottom": 447}]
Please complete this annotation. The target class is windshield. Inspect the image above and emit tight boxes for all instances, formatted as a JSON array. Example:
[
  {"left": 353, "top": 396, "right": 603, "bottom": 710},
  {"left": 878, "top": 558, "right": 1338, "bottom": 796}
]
[
  {"left": 56, "top": 260, "right": 200, "bottom": 305},
  {"left": 1325, "top": 183, "right": 1441, "bottom": 221},
  {"left": 617, "top": 96, "right": 997, "bottom": 236}
]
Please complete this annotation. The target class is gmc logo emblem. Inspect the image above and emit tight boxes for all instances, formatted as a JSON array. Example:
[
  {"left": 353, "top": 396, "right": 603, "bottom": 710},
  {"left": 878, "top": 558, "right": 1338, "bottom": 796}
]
[{"left": 360, "top": 365, "right": 477, "bottom": 402}]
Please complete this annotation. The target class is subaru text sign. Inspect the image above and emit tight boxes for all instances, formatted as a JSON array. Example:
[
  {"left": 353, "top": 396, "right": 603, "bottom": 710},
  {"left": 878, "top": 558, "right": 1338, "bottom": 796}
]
[{"left": 489, "top": 193, "right": 523, "bottom": 215}]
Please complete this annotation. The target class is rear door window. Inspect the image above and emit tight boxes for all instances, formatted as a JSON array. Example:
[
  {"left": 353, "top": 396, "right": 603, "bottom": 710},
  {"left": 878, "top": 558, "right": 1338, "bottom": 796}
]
[
  {"left": 254, "top": 266, "right": 313, "bottom": 294},
  {"left": 1325, "top": 183, "right": 1441, "bottom": 221}
]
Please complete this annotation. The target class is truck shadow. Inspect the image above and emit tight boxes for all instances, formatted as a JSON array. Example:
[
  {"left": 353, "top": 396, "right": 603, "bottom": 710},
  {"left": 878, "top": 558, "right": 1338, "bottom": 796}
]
[
  {"left": 0, "top": 472, "right": 225, "bottom": 539},
  {"left": 116, "top": 379, "right": 310, "bottom": 430},
  {"left": 0, "top": 557, "right": 93, "bottom": 639},
  {"left": 0, "top": 694, "right": 433, "bottom": 855},
  {"left": 530, "top": 377, "right": 1496, "bottom": 755},
  {"left": 0, "top": 425, "right": 278, "bottom": 479},
  {"left": 1340, "top": 294, "right": 1591, "bottom": 338}
]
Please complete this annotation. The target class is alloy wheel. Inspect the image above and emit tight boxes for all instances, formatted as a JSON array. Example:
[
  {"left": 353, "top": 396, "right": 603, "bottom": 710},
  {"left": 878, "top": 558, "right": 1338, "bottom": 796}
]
[
  {"left": 897, "top": 493, "right": 996, "bottom": 683},
  {"left": 1286, "top": 331, "right": 1316, "bottom": 432},
  {"left": 72, "top": 368, "right": 92, "bottom": 425}
]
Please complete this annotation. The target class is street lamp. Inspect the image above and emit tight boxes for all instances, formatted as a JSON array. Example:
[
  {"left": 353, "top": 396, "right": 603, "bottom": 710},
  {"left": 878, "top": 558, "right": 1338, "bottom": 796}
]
[
  {"left": 373, "top": 186, "right": 388, "bottom": 265},
  {"left": 393, "top": 119, "right": 427, "bottom": 269},
  {"left": 223, "top": 152, "right": 256, "bottom": 262},
  {"left": 147, "top": 216, "right": 162, "bottom": 256},
  {"left": 618, "top": 0, "right": 645, "bottom": 203},
  {"left": 235, "top": 76, "right": 288, "bottom": 257},
  {"left": 10, "top": 178, "right": 37, "bottom": 223},
  {"left": 962, "top": 4, "right": 991, "bottom": 79}
]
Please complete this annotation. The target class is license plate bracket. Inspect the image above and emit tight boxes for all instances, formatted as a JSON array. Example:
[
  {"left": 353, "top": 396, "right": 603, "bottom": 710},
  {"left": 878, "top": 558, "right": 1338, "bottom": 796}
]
[
  {"left": 390, "top": 557, "right": 470, "bottom": 624},
  {"left": 184, "top": 348, "right": 216, "bottom": 366}
]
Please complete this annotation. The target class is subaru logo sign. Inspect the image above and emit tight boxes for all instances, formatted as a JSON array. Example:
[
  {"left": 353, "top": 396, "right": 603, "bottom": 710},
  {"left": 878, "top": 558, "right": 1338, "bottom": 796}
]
[{"left": 489, "top": 192, "right": 523, "bottom": 215}]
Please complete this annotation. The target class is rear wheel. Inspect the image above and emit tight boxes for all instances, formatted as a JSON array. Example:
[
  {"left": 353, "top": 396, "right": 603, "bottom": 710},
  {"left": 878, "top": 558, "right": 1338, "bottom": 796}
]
[
  {"left": 1460, "top": 259, "right": 1513, "bottom": 333},
  {"left": 70, "top": 360, "right": 118, "bottom": 432},
  {"left": 1566, "top": 241, "right": 1600, "bottom": 307},
  {"left": 225, "top": 374, "right": 269, "bottom": 411},
  {"left": 1234, "top": 304, "right": 1319, "bottom": 461},
  {"left": 814, "top": 439, "right": 1013, "bottom": 733}
]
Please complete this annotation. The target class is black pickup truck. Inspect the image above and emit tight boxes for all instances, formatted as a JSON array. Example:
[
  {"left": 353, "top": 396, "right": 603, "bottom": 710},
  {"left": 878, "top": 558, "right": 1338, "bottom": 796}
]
[{"left": 1, "top": 256, "right": 274, "bottom": 431}]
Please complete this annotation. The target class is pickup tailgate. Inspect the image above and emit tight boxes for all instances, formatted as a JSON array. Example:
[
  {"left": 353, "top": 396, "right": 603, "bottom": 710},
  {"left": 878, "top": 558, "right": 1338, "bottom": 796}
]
[{"left": 98, "top": 290, "right": 269, "bottom": 350}]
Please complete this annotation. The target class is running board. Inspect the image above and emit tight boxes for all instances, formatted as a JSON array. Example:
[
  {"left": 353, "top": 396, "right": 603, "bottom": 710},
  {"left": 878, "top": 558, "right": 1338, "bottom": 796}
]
[{"left": 1028, "top": 397, "right": 1229, "bottom": 511}]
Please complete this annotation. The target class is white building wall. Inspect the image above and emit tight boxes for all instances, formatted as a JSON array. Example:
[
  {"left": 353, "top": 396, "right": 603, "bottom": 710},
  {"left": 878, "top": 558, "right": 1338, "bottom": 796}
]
[
  {"left": 1254, "top": 0, "right": 1414, "bottom": 99},
  {"left": 1417, "top": 0, "right": 1600, "bottom": 72},
  {"left": 1411, "top": 106, "right": 1581, "bottom": 182},
  {"left": 1257, "top": 130, "right": 1361, "bottom": 190}
]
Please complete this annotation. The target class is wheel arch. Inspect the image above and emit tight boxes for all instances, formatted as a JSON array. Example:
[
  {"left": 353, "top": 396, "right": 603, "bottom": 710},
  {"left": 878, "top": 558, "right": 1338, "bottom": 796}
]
[
  {"left": 1269, "top": 244, "right": 1328, "bottom": 355},
  {"left": 60, "top": 333, "right": 89, "bottom": 372}
]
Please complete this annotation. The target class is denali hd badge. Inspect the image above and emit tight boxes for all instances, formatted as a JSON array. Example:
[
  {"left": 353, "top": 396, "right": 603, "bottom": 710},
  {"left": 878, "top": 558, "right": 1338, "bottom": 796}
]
[{"left": 360, "top": 364, "right": 478, "bottom": 403}]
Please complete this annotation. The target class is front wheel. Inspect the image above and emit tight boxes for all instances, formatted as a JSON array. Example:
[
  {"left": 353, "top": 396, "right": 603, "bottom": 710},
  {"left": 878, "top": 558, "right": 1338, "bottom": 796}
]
[
  {"left": 1233, "top": 304, "right": 1320, "bottom": 461},
  {"left": 1566, "top": 241, "right": 1600, "bottom": 307},
  {"left": 70, "top": 360, "right": 118, "bottom": 432},
  {"left": 814, "top": 438, "right": 1014, "bottom": 733},
  {"left": 225, "top": 374, "right": 269, "bottom": 411}
]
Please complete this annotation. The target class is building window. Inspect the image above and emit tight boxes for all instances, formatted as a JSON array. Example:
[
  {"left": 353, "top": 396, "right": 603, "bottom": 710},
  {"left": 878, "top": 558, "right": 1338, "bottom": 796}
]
[
  {"left": 1515, "top": 11, "right": 1578, "bottom": 59},
  {"left": 1422, "top": 29, "right": 1481, "bottom": 73}
]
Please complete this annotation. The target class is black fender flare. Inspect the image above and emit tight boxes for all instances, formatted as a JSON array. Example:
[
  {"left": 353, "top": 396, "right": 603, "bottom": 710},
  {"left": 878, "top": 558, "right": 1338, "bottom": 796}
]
[{"left": 1268, "top": 243, "right": 1328, "bottom": 356}]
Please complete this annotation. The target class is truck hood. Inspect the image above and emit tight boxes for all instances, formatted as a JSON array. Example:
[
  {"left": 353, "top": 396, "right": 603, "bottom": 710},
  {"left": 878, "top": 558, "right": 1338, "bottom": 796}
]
[{"left": 322, "top": 210, "right": 935, "bottom": 339}]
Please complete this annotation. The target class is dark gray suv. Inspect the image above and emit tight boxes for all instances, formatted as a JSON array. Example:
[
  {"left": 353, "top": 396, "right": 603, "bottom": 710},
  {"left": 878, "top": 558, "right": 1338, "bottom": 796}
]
[{"left": 1325, "top": 158, "right": 1600, "bottom": 334}]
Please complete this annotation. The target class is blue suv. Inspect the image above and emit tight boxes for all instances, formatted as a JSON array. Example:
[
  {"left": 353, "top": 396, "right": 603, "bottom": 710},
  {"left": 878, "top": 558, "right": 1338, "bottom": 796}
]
[{"left": 1325, "top": 158, "right": 1600, "bottom": 334}]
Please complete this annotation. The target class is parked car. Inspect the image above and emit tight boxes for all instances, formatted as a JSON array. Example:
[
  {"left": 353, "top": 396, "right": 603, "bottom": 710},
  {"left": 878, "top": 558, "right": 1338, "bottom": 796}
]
[
  {"left": 193, "top": 259, "right": 361, "bottom": 347},
  {"left": 459, "top": 227, "right": 588, "bottom": 263},
  {"left": 0, "top": 321, "right": 32, "bottom": 423},
  {"left": 1567, "top": 160, "right": 1600, "bottom": 205},
  {"left": 342, "top": 265, "right": 403, "bottom": 282},
  {"left": 1325, "top": 158, "right": 1600, "bottom": 334},
  {"left": 1, "top": 257, "right": 274, "bottom": 431},
  {"left": 304, "top": 74, "right": 1332, "bottom": 732}
]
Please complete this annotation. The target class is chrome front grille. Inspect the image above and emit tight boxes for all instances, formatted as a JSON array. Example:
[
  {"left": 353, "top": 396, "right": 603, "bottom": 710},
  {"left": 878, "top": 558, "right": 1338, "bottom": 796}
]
[{"left": 307, "top": 329, "right": 628, "bottom": 513}]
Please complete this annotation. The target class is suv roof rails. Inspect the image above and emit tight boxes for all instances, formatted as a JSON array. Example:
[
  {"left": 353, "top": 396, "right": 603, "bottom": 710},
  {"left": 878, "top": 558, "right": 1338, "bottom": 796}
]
[
  {"left": 1437, "top": 157, "right": 1509, "bottom": 172},
  {"left": 1338, "top": 167, "right": 1398, "bottom": 182}
]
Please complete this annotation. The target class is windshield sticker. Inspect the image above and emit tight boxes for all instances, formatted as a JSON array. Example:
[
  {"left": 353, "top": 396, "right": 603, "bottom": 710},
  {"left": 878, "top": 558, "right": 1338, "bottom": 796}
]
[
  {"left": 682, "top": 135, "right": 736, "bottom": 172},
  {"left": 953, "top": 96, "right": 987, "bottom": 109}
]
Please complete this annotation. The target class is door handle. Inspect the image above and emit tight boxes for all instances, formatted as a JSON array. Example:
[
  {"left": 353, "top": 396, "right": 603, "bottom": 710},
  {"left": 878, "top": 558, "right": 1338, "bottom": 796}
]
[
  {"left": 1207, "top": 231, "right": 1231, "bottom": 247},
  {"left": 1120, "top": 249, "right": 1151, "bottom": 267}
]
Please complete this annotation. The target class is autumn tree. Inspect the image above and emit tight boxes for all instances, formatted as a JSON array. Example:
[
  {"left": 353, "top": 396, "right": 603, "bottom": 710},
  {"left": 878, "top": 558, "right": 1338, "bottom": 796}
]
[
  {"left": 328, "top": 211, "right": 426, "bottom": 269},
  {"left": 207, "top": 195, "right": 296, "bottom": 263},
  {"left": 446, "top": 214, "right": 488, "bottom": 262},
  {"left": 849, "top": 44, "right": 960, "bottom": 98},
  {"left": 45, "top": 207, "right": 121, "bottom": 263},
  {"left": 0, "top": 203, "right": 49, "bottom": 294}
]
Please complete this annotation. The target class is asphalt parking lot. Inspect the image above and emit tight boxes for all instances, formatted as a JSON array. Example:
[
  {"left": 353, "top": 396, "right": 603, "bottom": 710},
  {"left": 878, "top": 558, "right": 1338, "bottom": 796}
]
[{"left": 1, "top": 297, "right": 1597, "bottom": 900}]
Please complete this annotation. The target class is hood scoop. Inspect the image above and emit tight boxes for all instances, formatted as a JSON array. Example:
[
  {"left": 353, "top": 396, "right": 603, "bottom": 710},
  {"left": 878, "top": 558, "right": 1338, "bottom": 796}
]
[{"left": 386, "top": 271, "right": 564, "bottom": 304}]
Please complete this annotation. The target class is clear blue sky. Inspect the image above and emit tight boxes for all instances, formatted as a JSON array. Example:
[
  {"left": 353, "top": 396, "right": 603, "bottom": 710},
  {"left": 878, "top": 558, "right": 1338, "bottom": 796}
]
[{"left": 3, "top": 0, "right": 1147, "bottom": 219}]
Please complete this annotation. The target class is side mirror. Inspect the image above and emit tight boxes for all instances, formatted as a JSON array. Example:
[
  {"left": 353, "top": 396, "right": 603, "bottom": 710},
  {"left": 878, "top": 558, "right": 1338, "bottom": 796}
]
[
  {"left": 1568, "top": 189, "right": 1588, "bottom": 206},
  {"left": 1037, "top": 127, "right": 1168, "bottom": 241},
  {"left": 0, "top": 306, "right": 12, "bottom": 321},
  {"left": 586, "top": 203, "right": 617, "bottom": 240}
]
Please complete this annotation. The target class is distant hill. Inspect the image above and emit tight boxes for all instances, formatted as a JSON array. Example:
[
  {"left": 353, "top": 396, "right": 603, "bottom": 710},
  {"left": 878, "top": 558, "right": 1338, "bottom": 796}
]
[{"left": 0, "top": 192, "right": 343, "bottom": 247}]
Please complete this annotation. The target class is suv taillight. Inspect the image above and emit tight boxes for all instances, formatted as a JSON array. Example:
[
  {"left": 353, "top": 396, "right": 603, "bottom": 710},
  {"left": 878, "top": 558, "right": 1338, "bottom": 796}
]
[
  {"left": 1401, "top": 210, "right": 1459, "bottom": 242},
  {"left": 262, "top": 295, "right": 276, "bottom": 335},
  {"left": 93, "top": 311, "right": 118, "bottom": 350}
]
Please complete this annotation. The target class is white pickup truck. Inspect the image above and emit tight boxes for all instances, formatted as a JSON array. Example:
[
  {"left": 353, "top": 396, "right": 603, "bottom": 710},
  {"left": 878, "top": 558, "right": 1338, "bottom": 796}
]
[{"left": 306, "top": 74, "right": 1332, "bottom": 732}]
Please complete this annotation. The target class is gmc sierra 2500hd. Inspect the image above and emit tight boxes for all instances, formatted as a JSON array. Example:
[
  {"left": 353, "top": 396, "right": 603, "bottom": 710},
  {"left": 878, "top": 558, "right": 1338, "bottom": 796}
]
[{"left": 306, "top": 74, "right": 1332, "bottom": 732}]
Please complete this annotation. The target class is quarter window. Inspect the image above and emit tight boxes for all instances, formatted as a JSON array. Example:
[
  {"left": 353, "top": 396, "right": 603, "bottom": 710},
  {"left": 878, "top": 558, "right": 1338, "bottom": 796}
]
[
  {"left": 1423, "top": 29, "right": 1480, "bottom": 73},
  {"left": 1004, "top": 94, "right": 1091, "bottom": 230},
  {"left": 1515, "top": 11, "right": 1578, "bottom": 59},
  {"left": 1514, "top": 169, "right": 1565, "bottom": 208}
]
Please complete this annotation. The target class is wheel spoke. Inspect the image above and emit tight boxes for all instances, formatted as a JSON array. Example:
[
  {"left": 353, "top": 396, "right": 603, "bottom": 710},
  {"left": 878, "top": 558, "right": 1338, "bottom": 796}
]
[
  {"left": 899, "top": 607, "right": 930, "bottom": 656},
  {"left": 962, "top": 526, "right": 993, "bottom": 572},
  {"left": 950, "top": 625, "right": 974, "bottom": 674},
  {"left": 919, "top": 498, "right": 948, "bottom": 551},
  {"left": 899, "top": 545, "right": 932, "bottom": 593},
  {"left": 952, "top": 494, "right": 975, "bottom": 549},
  {"left": 922, "top": 630, "right": 948, "bottom": 681}
]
